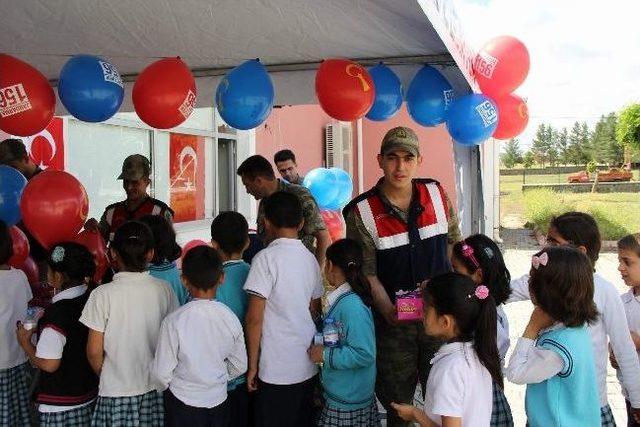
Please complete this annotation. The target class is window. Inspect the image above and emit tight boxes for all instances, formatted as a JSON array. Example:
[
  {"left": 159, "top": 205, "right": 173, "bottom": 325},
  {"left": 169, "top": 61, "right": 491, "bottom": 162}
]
[
  {"left": 217, "top": 138, "right": 237, "bottom": 212},
  {"left": 66, "top": 120, "right": 151, "bottom": 222}
]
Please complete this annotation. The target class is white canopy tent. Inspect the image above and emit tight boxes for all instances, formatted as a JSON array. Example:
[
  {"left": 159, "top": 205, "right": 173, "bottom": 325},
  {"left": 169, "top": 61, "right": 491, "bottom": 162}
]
[{"left": 0, "top": 0, "right": 499, "bottom": 237}]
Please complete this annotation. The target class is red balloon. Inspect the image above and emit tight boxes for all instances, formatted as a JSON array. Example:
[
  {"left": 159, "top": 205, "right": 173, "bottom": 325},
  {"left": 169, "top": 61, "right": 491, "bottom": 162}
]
[
  {"left": 321, "top": 210, "right": 345, "bottom": 242},
  {"left": 492, "top": 94, "right": 529, "bottom": 140},
  {"left": 74, "top": 229, "right": 109, "bottom": 282},
  {"left": 19, "top": 256, "right": 40, "bottom": 285},
  {"left": 133, "top": 57, "right": 197, "bottom": 129},
  {"left": 8, "top": 226, "right": 29, "bottom": 267},
  {"left": 20, "top": 171, "right": 89, "bottom": 249},
  {"left": 473, "top": 36, "right": 530, "bottom": 97},
  {"left": 181, "top": 239, "right": 208, "bottom": 260},
  {"left": 315, "top": 59, "right": 375, "bottom": 121},
  {"left": 0, "top": 54, "right": 56, "bottom": 136}
]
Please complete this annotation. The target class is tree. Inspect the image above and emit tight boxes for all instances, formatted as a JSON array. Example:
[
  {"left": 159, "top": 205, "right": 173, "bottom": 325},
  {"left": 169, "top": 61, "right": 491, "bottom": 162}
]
[
  {"left": 501, "top": 138, "right": 522, "bottom": 168},
  {"left": 617, "top": 103, "right": 640, "bottom": 168},
  {"left": 531, "top": 123, "right": 553, "bottom": 167},
  {"left": 567, "top": 121, "right": 590, "bottom": 165},
  {"left": 591, "top": 113, "right": 622, "bottom": 166},
  {"left": 557, "top": 127, "right": 569, "bottom": 165},
  {"left": 523, "top": 151, "right": 535, "bottom": 169}
]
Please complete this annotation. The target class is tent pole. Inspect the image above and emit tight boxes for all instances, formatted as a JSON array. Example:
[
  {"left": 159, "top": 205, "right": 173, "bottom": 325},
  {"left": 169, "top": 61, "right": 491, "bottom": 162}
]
[{"left": 357, "top": 118, "right": 364, "bottom": 194}]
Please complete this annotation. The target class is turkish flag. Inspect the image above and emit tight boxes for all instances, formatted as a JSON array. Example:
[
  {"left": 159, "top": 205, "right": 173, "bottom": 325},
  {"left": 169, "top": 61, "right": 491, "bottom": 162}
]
[{"left": 22, "top": 117, "right": 64, "bottom": 171}]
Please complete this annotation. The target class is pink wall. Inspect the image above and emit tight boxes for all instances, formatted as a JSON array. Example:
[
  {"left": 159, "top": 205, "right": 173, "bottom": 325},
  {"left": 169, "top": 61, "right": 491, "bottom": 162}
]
[{"left": 256, "top": 104, "right": 456, "bottom": 205}]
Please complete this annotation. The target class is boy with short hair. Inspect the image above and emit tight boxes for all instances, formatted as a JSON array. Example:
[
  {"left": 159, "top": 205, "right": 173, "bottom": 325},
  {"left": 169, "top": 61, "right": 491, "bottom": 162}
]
[
  {"left": 152, "top": 246, "right": 247, "bottom": 427},
  {"left": 211, "top": 211, "right": 252, "bottom": 427},
  {"left": 244, "top": 191, "right": 324, "bottom": 426}
]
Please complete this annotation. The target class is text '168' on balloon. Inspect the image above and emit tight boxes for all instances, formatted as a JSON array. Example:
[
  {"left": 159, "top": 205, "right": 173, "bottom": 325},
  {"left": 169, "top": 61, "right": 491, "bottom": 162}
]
[
  {"left": 446, "top": 94, "right": 499, "bottom": 146},
  {"left": 473, "top": 36, "right": 530, "bottom": 97}
]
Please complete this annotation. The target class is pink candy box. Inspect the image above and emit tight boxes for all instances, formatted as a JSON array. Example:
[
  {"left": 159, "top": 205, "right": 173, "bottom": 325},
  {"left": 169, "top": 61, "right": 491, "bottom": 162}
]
[{"left": 396, "top": 290, "right": 423, "bottom": 321}]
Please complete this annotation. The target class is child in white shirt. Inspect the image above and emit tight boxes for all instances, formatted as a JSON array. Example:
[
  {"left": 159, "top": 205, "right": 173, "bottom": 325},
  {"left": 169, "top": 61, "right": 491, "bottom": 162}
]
[
  {"left": 0, "top": 220, "right": 32, "bottom": 427},
  {"left": 152, "top": 245, "right": 247, "bottom": 426},
  {"left": 244, "top": 191, "right": 324, "bottom": 426},
  {"left": 615, "top": 233, "right": 640, "bottom": 426},
  {"left": 391, "top": 272, "right": 501, "bottom": 427},
  {"left": 508, "top": 211, "right": 640, "bottom": 425},
  {"left": 80, "top": 220, "right": 178, "bottom": 426}
]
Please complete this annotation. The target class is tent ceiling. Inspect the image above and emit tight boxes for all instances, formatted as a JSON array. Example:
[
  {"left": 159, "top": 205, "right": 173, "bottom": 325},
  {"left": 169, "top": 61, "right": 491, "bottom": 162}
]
[{"left": 1, "top": 0, "right": 470, "bottom": 109}]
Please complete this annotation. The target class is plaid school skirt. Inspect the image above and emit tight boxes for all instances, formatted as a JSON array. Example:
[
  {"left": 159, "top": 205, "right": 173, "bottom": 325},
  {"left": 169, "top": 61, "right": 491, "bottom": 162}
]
[
  {"left": 317, "top": 400, "right": 381, "bottom": 427},
  {"left": 40, "top": 403, "right": 94, "bottom": 427},
  {"left": 490, "top": 382, "right": 514, "bottom": 427},
  {"left": 600, "top": 404, "right": 617, "bottom": 427},
  {"left": 91, "top": 390, "right": 163, "bottom": 427},
  {"left": 0, "top": 362, "right": 31, "bottom": 427}
]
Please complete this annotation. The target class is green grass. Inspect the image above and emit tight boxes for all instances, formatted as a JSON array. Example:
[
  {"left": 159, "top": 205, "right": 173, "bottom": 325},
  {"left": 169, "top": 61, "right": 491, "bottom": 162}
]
[{"left": 500, "top": 171, "right": 640, "bottom": 240}]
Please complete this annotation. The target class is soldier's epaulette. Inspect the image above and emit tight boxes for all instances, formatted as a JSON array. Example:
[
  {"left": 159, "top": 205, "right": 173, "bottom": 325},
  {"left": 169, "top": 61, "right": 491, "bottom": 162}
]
[
  {"left": 150, "top": 198, "right": 174, "bottom": 216},
  {"left": 104, "top": 201, "right": 122, "bottom": 212},
  {"left": 413, "top": 178, "right": 441, "bottom": 186},
  {"left": 342, "top": 187, "right": 377, "bottom": 217}
]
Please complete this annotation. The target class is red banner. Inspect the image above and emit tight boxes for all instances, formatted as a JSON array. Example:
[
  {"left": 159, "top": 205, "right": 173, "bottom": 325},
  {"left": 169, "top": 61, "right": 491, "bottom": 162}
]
[
  {"left": 169, "top": 133, "right": 205, "bottom": 223},
  {"left": 2, "top": 117, "right": 65, "bottom": 170}
]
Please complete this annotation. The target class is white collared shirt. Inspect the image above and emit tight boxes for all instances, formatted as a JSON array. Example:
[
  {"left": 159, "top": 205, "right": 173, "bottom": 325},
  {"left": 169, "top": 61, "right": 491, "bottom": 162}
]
[
  {"left": 619, "top": 289, "right": 640, "bottom": 397},
  {"left": 35, "top": 284, "right": 92, "bottom": 414},
  {"left": 324, "top": 282, "right": 352, "bottom": 313},
  {"left": 0, "top": 268, "right": 32, "bottom": 370},
  {"left": 151, "top": 299, "right": 247, "bottom": 408},
  {"left": 509, "top": 272, "right": 640, "bottom": 407},
  {"left": 423, "top": 341, "right": 492, "bottom": 427},
  {"left": 80, "top": 271, "right": 179, "bottom": 397},
  {"left": 243, "top": 238, "right": 324, "bottom": 385},
  {"left": 505, "top": 323, "right": 565, "bottom": 384}
]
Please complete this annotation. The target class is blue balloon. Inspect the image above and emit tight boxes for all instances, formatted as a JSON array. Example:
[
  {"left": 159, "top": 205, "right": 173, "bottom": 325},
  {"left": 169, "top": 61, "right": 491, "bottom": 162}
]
[
  {"left": 0, "top": 166, "right": 27, "bottom": 226},
  {"left": 406, "top": 65, "right": 453, "bottom": 127},
  {"left": 324, "top": 168, "right": 353, "bottom": 210},
  {"left": 446, "top": 94, "right": 499, "bottom": 146},
  {"left": 58, "top": 55, "right": 124, "bottom": 122},
  {"left": 366, "top": 64, "right": 403, "bottom": 121},
  {"left": 303, "top": 168, "right": 339, "bottom": 210},
  {"left": 216, "top": 59, "right": 274, "bottom": 130}
]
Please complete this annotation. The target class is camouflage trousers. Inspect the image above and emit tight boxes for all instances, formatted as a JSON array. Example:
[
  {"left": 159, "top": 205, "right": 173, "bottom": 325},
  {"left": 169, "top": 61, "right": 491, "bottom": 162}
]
[{"left": 375, "top": 318, "right": 442, "bottom": 427}]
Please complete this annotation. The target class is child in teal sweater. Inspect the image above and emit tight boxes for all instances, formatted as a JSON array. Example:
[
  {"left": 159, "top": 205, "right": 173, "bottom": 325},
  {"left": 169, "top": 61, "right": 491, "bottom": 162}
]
[
  {"left": 211, "top": 211, "right": 251, "bottom": 427},
  {"left": 308, "top": 238, "right": 379, "bottom": 427}
]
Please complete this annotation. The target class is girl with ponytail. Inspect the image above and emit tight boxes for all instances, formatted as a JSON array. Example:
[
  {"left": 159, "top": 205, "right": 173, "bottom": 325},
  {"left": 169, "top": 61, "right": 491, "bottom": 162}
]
[
  {"left": 307, "top": 238, "right": 379, "bottom": 426},
  {"left": 392, "top": 272, "right": 500, "bottom": 426}
]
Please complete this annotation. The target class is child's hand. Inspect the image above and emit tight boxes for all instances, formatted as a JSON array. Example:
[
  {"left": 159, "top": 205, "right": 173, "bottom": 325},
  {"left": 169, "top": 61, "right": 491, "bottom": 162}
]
[
  {"left": 247, "top": 367, "right": 259, "bottom": 392},
  {"left": 15, "top": 322, "right": 34, "bottom": 348},
  {"left": 523, "top": 307, "right": 554, "bottom": 339},
  {"left": 390, "top": 402, "right": 417, "bottom": 422},
  {"left": 307, "top": 345, "right": 324, "bottom": 364}
]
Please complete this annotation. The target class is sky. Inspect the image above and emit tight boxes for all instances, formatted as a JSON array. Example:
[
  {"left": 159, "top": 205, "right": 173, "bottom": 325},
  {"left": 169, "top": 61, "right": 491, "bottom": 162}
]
[{"left": 455, "top": 0, "right": 640, "bottom": 149}]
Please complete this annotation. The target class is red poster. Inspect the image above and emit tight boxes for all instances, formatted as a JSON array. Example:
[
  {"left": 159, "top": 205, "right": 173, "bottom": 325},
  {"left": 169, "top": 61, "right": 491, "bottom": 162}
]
[
  {"left": 6, "top": 117, "right": 65, "bottom": 171},
  {"left": 169, "top": 133, "right": 205, "bottom": 223}
]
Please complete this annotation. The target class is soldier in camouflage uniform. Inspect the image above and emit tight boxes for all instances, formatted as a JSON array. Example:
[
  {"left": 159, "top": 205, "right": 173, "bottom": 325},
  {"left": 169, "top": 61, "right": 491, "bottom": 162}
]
[
  {"left": 343, "top": 127, "right": 462, "bottom": 427},
  {"left": 237, "top": 155, "right": 331, "bottom": 265}
]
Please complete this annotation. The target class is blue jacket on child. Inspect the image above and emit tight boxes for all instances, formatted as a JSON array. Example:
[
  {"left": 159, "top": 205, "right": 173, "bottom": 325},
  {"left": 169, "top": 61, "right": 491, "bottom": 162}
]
[
  {"left": 526, "top": 325, "right": 600, "bottom": 427},
  {"left": 321, "top": 285, "right": 376, "bottom": 410}
]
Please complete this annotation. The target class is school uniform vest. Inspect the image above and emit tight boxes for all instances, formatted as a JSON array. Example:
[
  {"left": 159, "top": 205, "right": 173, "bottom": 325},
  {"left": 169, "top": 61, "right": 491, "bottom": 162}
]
[
  {"left": 104, "top": 197, "right": 173, "bottom": 242},
  {"left": 526, "top": 325, "right": 601, "bottom": 427},
  {"left": 35, "top": 291, "right": 99, "bottom": 406},
  {"left": 343, "top": 178, "right": 451, "bottom": 302}
]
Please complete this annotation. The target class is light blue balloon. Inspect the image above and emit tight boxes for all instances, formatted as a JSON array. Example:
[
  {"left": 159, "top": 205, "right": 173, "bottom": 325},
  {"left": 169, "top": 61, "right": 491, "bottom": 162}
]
[
  {"left": 0, "top": 165, "right": 27, "bottom": 226},
  {"left": 324, "top": 168, "right": 353, "bottom": 210},
  {"left": 215, "top": 59, "right": 274, "bottom": 130},
  {"left": 58, "top": 55, "right": 124, "bottom": 122},
  {"left": 406, "top": 65, "right": 453, "bottom": 127},
  {"left": 446, "top": 94, "right": 499, "bottom": 146},
  {"left": 366, "top": 64, "right": 403, "bottom": 121},
  {"left": 303, "top": 168, "right": 339, "bottom": 210}
]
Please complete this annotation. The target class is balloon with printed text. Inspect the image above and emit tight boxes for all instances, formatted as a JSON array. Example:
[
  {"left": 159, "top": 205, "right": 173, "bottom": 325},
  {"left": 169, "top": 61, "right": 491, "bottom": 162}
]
[
  {"left": 316, "top": 59, "right": 375, "bottom": 121},
  {"left": 473, "top": 36, "right": 530, "bottom": 97},
  {"left": 406, "top": 65, "right": 453, "bottom": 127},
  {"left": 0, "top": 54, "right": 55, "bottom": 136},
  {"left": 20, "top": 171, "right": 89, "bottom": 249},
  {"left": 58, "top": 55, "right": 124, "bottom": 122},
  {"left": 492, "top": 94, "right": 529, "bottom": 140},
  {"left": 133, "top": 57, "right": 196, "bottom": 129},
  {"left": 446, "top": 94, "right": 499, "bottom": 146}
]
